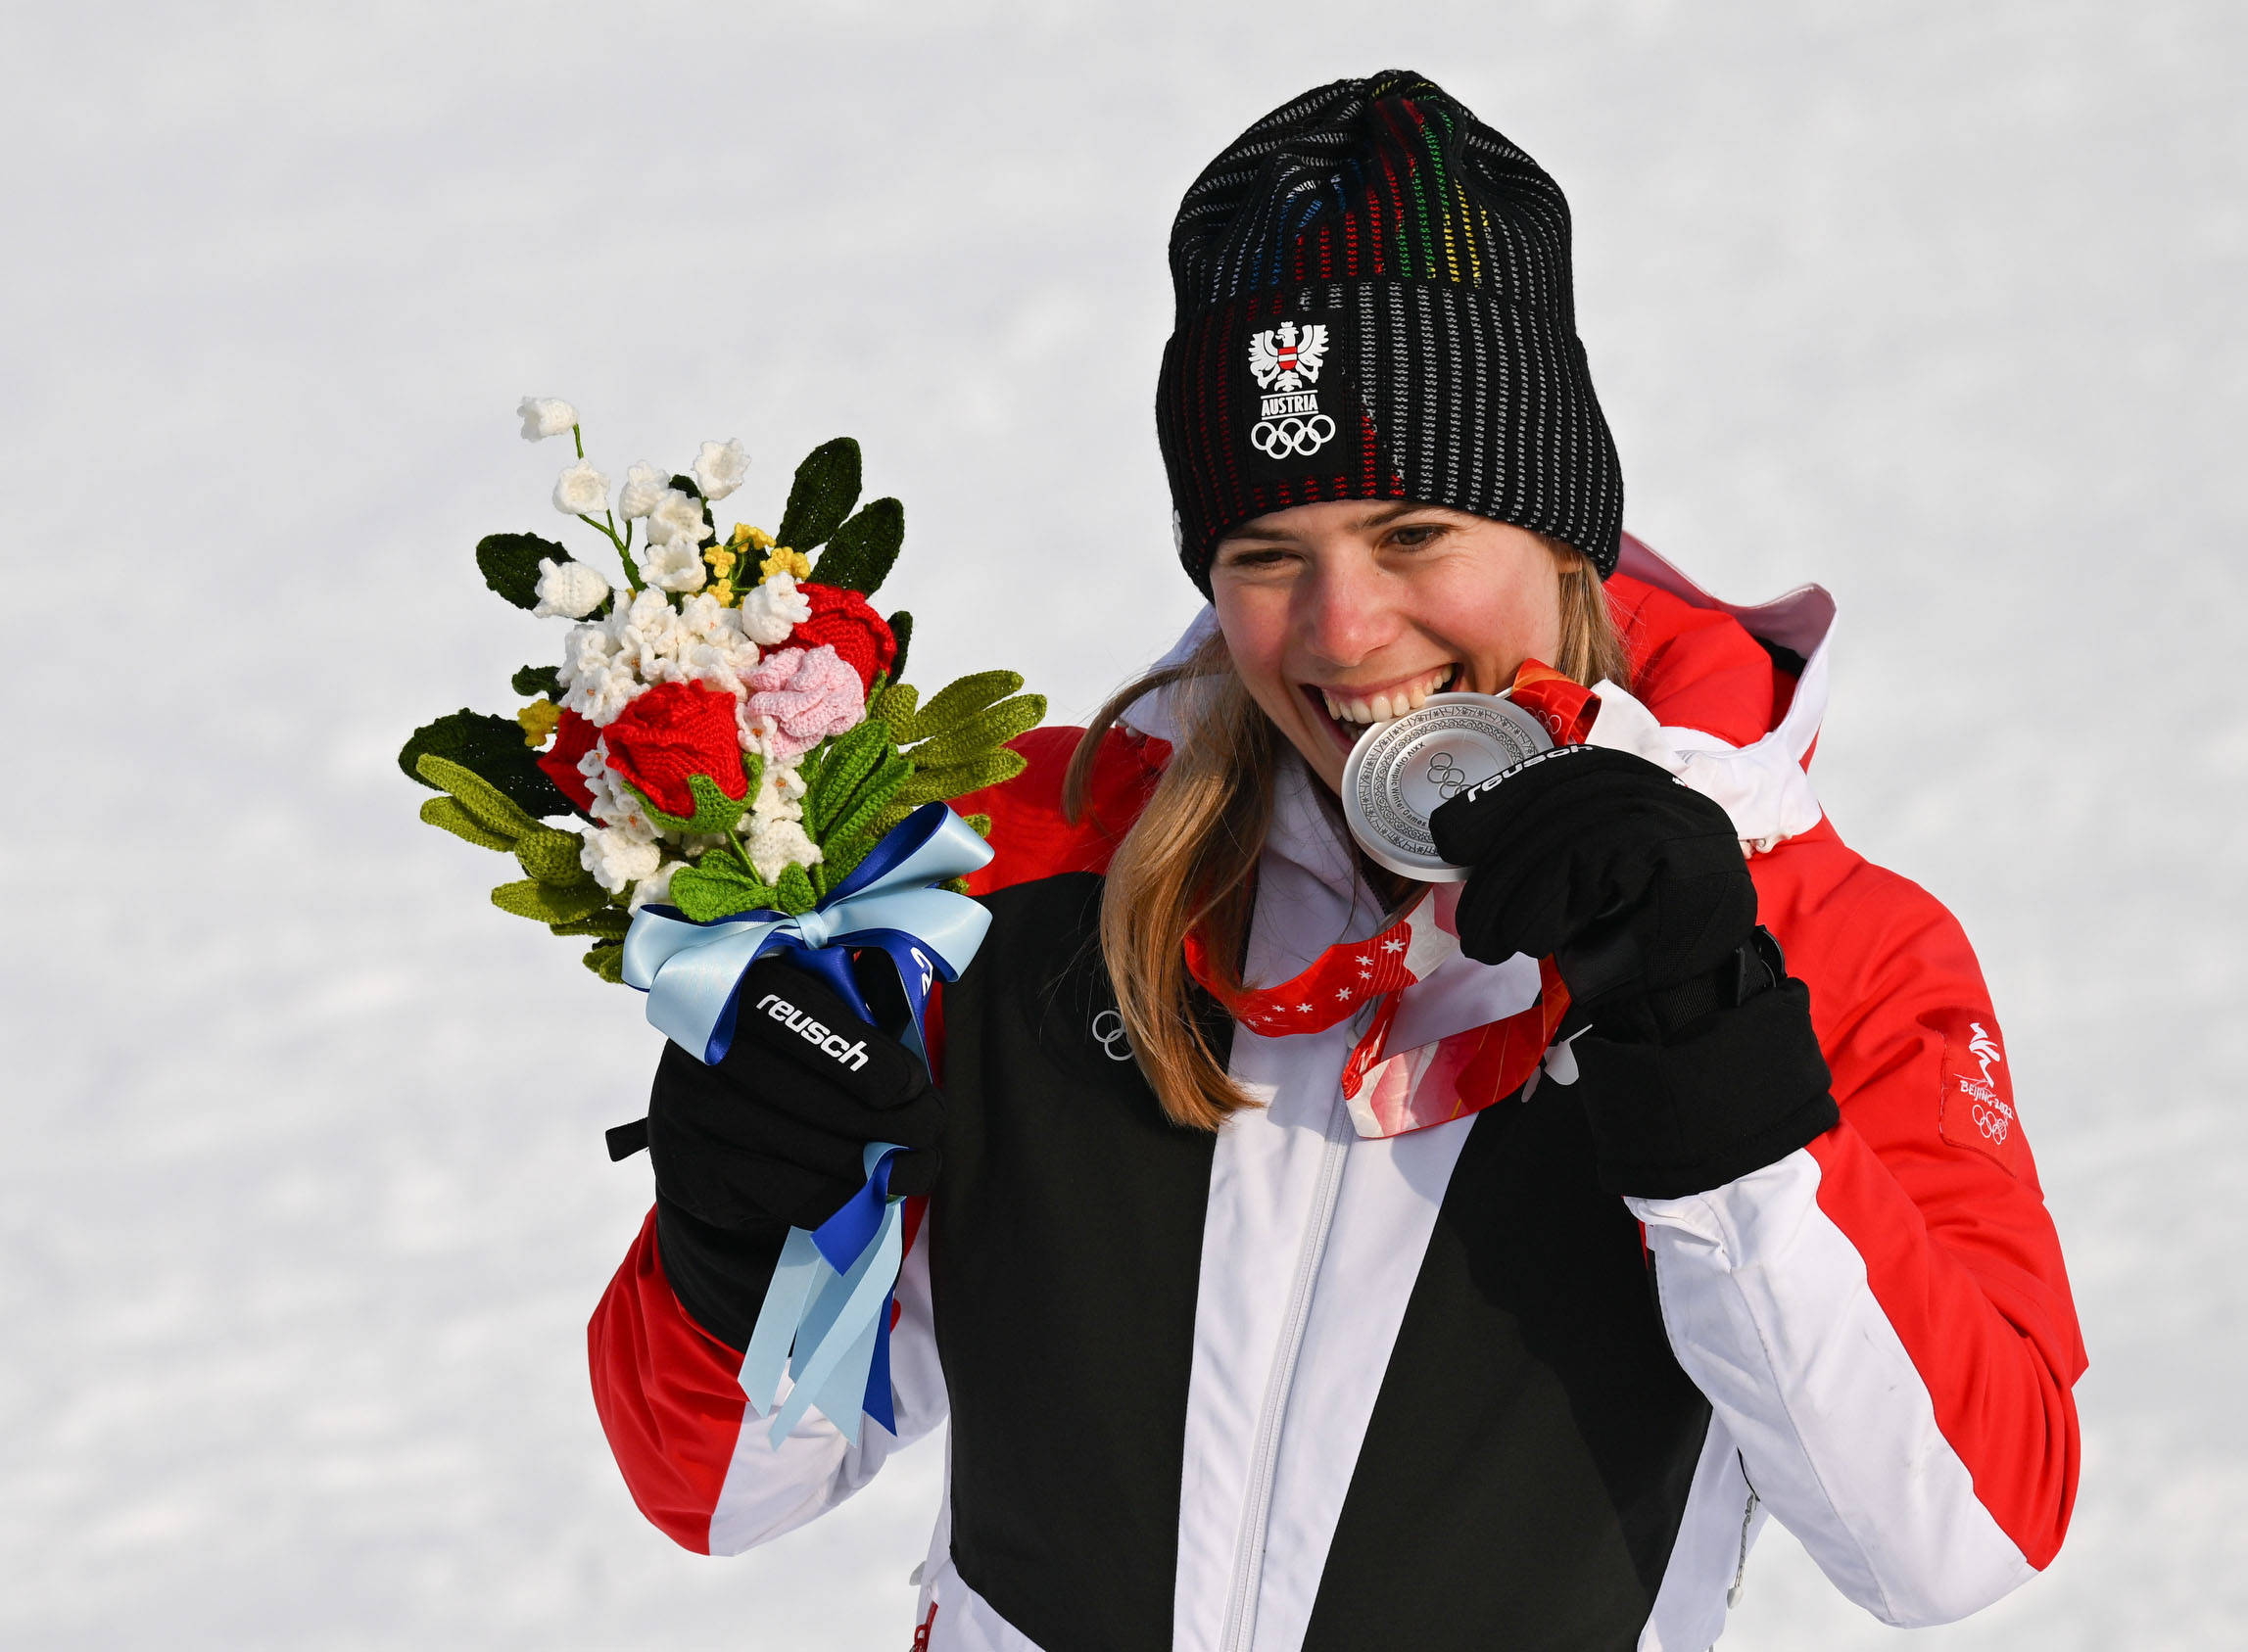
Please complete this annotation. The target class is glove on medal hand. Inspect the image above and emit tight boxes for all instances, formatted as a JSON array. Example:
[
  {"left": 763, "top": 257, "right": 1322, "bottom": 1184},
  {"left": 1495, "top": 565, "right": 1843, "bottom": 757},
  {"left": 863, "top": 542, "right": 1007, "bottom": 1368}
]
[
  {"left": 1430, "top": 744, "right": 1839, "bottom": 1198},
  {"left": 647, "top": 955, "right": 940, "bottom": 1347},
  {"left": 1429, "top": 744, "right": 1760, "bottom": 1036}
]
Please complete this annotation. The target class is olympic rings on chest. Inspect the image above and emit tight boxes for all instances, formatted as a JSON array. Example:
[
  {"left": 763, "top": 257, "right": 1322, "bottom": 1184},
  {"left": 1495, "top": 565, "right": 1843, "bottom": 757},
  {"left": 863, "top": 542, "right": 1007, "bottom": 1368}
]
[{"left": 1090, "top": 1009, "right": 1135, "bottom": 1062}]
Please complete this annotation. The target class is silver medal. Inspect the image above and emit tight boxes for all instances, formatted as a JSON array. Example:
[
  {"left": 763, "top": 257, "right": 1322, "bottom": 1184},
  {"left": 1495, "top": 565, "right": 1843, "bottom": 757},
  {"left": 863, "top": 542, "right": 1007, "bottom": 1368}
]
[{"left": 1341, "top": 692, "right": 1554, "bottom": 881}]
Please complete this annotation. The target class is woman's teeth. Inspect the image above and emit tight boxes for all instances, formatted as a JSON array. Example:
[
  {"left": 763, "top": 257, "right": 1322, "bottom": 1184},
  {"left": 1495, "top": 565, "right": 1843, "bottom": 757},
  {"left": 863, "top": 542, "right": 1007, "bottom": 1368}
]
[{"left": 1319, "top": 667, "right": 1455, "bottom": 728}]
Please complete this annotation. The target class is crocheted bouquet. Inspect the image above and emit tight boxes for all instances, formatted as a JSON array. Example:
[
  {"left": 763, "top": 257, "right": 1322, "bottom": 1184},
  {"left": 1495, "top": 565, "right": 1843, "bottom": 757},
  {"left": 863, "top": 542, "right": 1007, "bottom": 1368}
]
[{"left": 401, "top": 399, "right": 1043, "bottom": 983}]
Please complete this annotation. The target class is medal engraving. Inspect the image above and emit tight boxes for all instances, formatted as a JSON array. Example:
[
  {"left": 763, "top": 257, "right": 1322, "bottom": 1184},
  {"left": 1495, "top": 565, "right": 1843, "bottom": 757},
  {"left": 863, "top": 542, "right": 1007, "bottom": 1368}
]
[{"left": 1341, "top": 693, "right": 1554, "bottom": 880}]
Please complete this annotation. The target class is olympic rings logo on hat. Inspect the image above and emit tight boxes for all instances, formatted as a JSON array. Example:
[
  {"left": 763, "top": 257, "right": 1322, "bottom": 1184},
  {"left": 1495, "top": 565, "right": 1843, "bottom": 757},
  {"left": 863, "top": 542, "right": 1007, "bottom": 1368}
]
[{"left": 1251, "top": 413, "right": 1336, "bottom": 458}]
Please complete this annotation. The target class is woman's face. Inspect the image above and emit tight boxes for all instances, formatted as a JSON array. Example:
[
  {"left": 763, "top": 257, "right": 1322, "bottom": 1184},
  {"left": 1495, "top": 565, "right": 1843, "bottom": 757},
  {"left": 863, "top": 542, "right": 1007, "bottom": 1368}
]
[{"left": 1209, "top": 500, "right": 1564, "bottom": 793}]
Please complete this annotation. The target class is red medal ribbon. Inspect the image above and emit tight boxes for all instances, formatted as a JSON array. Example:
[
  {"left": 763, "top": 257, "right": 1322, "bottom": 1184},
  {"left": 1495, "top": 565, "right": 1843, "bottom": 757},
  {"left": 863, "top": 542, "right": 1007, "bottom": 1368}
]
[{"left": 1181, "top": 660, "right": 1596, "bottom": 1136}]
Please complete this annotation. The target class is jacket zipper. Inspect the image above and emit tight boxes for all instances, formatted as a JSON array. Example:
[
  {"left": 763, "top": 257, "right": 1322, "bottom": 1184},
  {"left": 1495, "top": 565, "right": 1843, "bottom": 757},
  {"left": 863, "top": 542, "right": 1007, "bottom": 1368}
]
[
  {"left": 1217, "top": 1087, "right": 1352, "bottom": 1652},
  {"left": 1727, "top": 1454, "right": 1760, "bottom": 1608}
]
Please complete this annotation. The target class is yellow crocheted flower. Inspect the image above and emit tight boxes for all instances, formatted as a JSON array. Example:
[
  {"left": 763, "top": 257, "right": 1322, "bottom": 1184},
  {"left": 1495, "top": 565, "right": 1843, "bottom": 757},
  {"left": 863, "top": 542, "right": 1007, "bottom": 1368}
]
[
  {"left": 698, "top": 543, "right": 743, "bottom": 607},
  {"left": 760, "top": 546, "right": 812, "bottom": 583},
  {"left": 727, "top": 523, "right": 775, "bottom": 553},
  {"left": 516, "top": 699, "right": 562, "bottom": 747}
]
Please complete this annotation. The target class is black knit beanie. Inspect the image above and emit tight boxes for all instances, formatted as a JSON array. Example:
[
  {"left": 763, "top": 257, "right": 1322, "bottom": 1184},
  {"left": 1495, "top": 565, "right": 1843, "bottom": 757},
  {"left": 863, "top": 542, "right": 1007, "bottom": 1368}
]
[{"left": 1157, "top": 71, "right": 1624, "bottom": 592}]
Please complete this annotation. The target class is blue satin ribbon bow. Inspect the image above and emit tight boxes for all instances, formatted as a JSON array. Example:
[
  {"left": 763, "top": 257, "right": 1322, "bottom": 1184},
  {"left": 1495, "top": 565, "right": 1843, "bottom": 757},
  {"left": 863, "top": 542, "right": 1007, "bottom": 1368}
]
[{"left": 621, "top": 803, "right": 994, "bottom": 1444}]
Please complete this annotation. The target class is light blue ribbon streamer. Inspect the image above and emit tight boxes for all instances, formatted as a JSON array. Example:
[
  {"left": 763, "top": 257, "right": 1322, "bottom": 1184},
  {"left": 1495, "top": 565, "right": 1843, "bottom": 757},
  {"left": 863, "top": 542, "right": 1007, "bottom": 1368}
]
[
  {"left": 738, "top": 1142, "right": 907, "bottom": 1446},
  {"left": 621, "top": 805, "right": 994, "bottom": 1446}
]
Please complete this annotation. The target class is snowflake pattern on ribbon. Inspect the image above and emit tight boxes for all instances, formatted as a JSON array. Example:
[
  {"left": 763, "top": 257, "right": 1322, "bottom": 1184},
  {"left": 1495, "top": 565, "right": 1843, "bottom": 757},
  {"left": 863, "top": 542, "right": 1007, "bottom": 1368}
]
[{"left": 1185, "top": 889, "right": 1570, "bottom": 1139}]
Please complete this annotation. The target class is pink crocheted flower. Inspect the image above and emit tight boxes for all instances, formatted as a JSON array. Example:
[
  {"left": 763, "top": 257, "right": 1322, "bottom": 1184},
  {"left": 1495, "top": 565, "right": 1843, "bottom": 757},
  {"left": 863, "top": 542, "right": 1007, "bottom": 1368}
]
[{"left": 743, "top": 643, "right": 866, "bottom": 761}]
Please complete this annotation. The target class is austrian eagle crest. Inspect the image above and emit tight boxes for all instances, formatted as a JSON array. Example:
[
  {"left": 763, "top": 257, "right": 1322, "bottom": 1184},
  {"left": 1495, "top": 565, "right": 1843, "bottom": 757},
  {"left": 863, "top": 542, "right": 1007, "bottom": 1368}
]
[{"left": 1248, "top": 320, "right": 1330, "bottom": 393}]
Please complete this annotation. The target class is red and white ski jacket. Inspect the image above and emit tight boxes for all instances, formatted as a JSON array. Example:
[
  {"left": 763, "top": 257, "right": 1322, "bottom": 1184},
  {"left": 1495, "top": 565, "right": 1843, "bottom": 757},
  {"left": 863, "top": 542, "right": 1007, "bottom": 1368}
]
[{"left": 588, "top": 536, "right": 2084, "bottom": 1651}]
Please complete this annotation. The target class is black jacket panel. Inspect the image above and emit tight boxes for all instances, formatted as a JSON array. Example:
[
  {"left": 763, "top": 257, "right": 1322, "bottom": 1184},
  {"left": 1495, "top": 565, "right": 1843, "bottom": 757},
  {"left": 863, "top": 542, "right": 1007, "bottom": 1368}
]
[{"left": 934, "top": 873, "right": 1220, "bottom": 1652}]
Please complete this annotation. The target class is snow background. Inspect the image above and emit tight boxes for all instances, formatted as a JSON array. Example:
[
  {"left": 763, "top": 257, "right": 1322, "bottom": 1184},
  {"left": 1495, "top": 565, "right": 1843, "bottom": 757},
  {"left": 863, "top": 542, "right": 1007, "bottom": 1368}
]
[{"left": 4, "top": 1, "right": 2242, "bottom": 1645}]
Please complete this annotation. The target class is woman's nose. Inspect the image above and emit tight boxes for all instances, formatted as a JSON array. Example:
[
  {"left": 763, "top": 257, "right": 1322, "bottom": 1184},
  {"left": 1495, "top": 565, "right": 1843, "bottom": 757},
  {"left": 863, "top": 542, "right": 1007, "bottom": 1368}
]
[{"left": 1293, "top": 554, "right": 1401, "bottom": 667}]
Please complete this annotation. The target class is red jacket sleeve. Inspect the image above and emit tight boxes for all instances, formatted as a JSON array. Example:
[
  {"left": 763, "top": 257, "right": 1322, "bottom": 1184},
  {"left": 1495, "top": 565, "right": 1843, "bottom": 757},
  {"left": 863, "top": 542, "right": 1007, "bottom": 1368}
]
[
  {"left": 588, "top": 1207, "right": 751, "bottom": 1553},
  {"left": 1783, "top": 838, "right": 2085, "bottom": 1565},
  {"left": 1625, "top": 824, "right": 2084, "bottom": 1625}
]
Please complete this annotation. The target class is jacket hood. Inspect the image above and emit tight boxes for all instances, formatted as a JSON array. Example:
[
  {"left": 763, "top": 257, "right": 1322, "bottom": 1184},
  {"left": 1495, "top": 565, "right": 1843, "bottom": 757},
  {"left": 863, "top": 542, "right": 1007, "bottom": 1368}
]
[{"left": 1599, "top": 532, "right": 1835, "bottom": 851}]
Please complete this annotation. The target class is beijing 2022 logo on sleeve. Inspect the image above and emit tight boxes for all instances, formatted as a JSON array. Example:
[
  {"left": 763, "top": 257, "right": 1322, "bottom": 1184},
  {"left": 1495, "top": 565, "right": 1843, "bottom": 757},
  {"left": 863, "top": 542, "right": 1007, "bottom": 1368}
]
[{"left": 1245, "top": 318, "right": 1337, "bottom": 462}]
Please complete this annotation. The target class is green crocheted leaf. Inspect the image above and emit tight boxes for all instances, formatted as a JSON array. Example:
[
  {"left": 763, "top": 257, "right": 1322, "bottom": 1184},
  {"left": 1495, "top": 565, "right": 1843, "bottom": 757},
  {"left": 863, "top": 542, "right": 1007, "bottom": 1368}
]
[
  {"left": 583, "top": 941, "right": 627, "bottom": 984},
  {"left": 771, "top": 863, "right": 819, "bottom": 916},
  {"left": 668, "top": 853, "right": 780, "bottom": 924},
  {"left": 824, "top": 753, "right": 912, "bottom": 848},
  {"left": 962, "top": 813, "right": 992, "bottom": 838},
  {"left": 549, "top": 907, "right": 631, "bottom": 941},
  {"left": 414, "top": 752, "right": 539, "bottom": 840},
  {"left": 628, "top": 758, "right": 763, "bottom": 836},
  {"left": 491, "top": 877, "right": 610, "bottom": 924},
  {"left": 775, "top": 438, "right": 861, "bottom": 553},
  {"left": 796, "top": 721, "right": 860, "bottom": 807},
  {"left": 811, "top": 497, "right": 903, "bottom": 596},
  {"left": 813, "top": 839, "right": 865, "bottom": 895},
  {"left": 907, "top": 694, "right": 1046, "bottom": 767},
  {"left": 887, "top": 611, "right": 912, "bottom": 681},
  {"left": 801, "top": 722, "right": 891, "bottom": 836},
  {"left": 477, "top": 533, "right": 569, "bottom": 611},
  {"left": 907, "top": 671, "right": 1023, "bottom": 742},
  {"left": 512, "top": 664, "right": 563, "bottom": 700},
  {"left": 867, "top": 680, "right": 919, "bottom": 746},
  {"left": 889, "top": 746, "right": 1028, "bottom": 809},
  {"left": 403, "top": 711, "right": 575, "bottom": 819},
  {"left": 513, "top": 826, "right": 591, "bottom": 887},
  {"left": 813, "top": 755, "right": 917, "bottom": 893},
  {"left": 418, "top": 794, "right": 515, "bottom": 852}
]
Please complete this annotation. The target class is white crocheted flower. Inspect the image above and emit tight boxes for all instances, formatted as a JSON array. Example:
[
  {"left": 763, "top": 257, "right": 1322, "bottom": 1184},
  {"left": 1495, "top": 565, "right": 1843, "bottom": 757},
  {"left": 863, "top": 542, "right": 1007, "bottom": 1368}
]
[
  {"left": 607, "top": 587, "right": 689, "bottom": 681},
  {"left": 628, "top": 858, "right": 686, "bottom": 913},
  {"left": 747, "top": 757, "right": 807, "bottom": 826},
  {"left": 676, "top": 591, "right": 735, "bottom": 638},
  {"left": 557, "top": 624, "right": 641, "bottom": 726},
  {"left": 739, "top": 570, "right": 812, "bottom": 645},
  {"left": 692, "top": 438, "right": 750, "bottom": 502},
  {"left": 674, "top": 594, "right": 763, "bottom": 697},
  {"left": 553, "top": 459, "right": 611, "bottom": 517},
  {"left": 744, "top": 818, "right": 823, "bottom": 884},
  {"left": 517, "top": 397, "right": 577, "bottom": 440},
  {"left": 642, "top": 538, "right": 707, "bottom": 594},
  {"left": 533, "top": 557, "right": 611, "bottom": 619},
  {"left": 578, "top": 744, "right": 657, "bottom": 835},
  {"left": 617, "top": 462, "right": 671, "bottom": 520},
  {"left": 646, "top": 488, "right": 708, "bottom": 547},
  {"left": 582, "top": 824, "right": 663, "bottom": 893}
]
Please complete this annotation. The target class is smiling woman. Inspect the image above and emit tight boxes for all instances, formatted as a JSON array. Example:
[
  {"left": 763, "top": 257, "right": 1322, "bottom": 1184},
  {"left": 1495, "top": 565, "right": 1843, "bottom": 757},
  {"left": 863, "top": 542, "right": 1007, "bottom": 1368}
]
[
  {"left": 1072, "top": 499, "right": 1630, "bottom": 1130},
  {"left": 588, "top": 68, "right": 2084, "bottom": 1652}
]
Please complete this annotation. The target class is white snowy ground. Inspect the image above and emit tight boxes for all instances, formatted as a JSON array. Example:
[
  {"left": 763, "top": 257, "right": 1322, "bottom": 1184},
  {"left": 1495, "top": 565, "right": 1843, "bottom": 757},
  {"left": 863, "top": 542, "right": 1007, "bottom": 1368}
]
[{"left": 2, "top": 3, "right": 2241, "bottom": 1646}]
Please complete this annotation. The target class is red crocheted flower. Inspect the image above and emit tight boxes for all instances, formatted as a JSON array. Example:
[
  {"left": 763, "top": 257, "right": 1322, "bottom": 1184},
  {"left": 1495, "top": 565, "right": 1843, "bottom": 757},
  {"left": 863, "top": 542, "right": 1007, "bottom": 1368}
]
[
  {"left": 534, "top": 708, "right": 600, "bottom": 812},
  {"left": 599, "top": 682, "right": 751, "bottom": 818},
  {"left": 790, "top": 584, "right": 896, "bottom": 693}
]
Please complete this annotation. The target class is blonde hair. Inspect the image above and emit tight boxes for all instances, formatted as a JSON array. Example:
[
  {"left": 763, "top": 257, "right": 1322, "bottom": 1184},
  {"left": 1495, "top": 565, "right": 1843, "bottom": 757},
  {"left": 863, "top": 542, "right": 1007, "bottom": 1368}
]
[{"left": 1064, "top": 538, "right": 1631, "bottom": 1132}]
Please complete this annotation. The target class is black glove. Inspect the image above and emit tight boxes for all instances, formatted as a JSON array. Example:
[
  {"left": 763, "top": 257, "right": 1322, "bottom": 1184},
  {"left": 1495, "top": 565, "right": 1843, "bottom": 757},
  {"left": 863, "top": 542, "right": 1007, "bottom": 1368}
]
[
  {"left": 1430, "top": 744, "right": 1762, "bottom": 1039},
  {"left": 646, "top": 955, "right": 941, "bottom": 1347},
  {"left": 1429, "top": 744, "right": 1838, "bottom": 1198}
]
